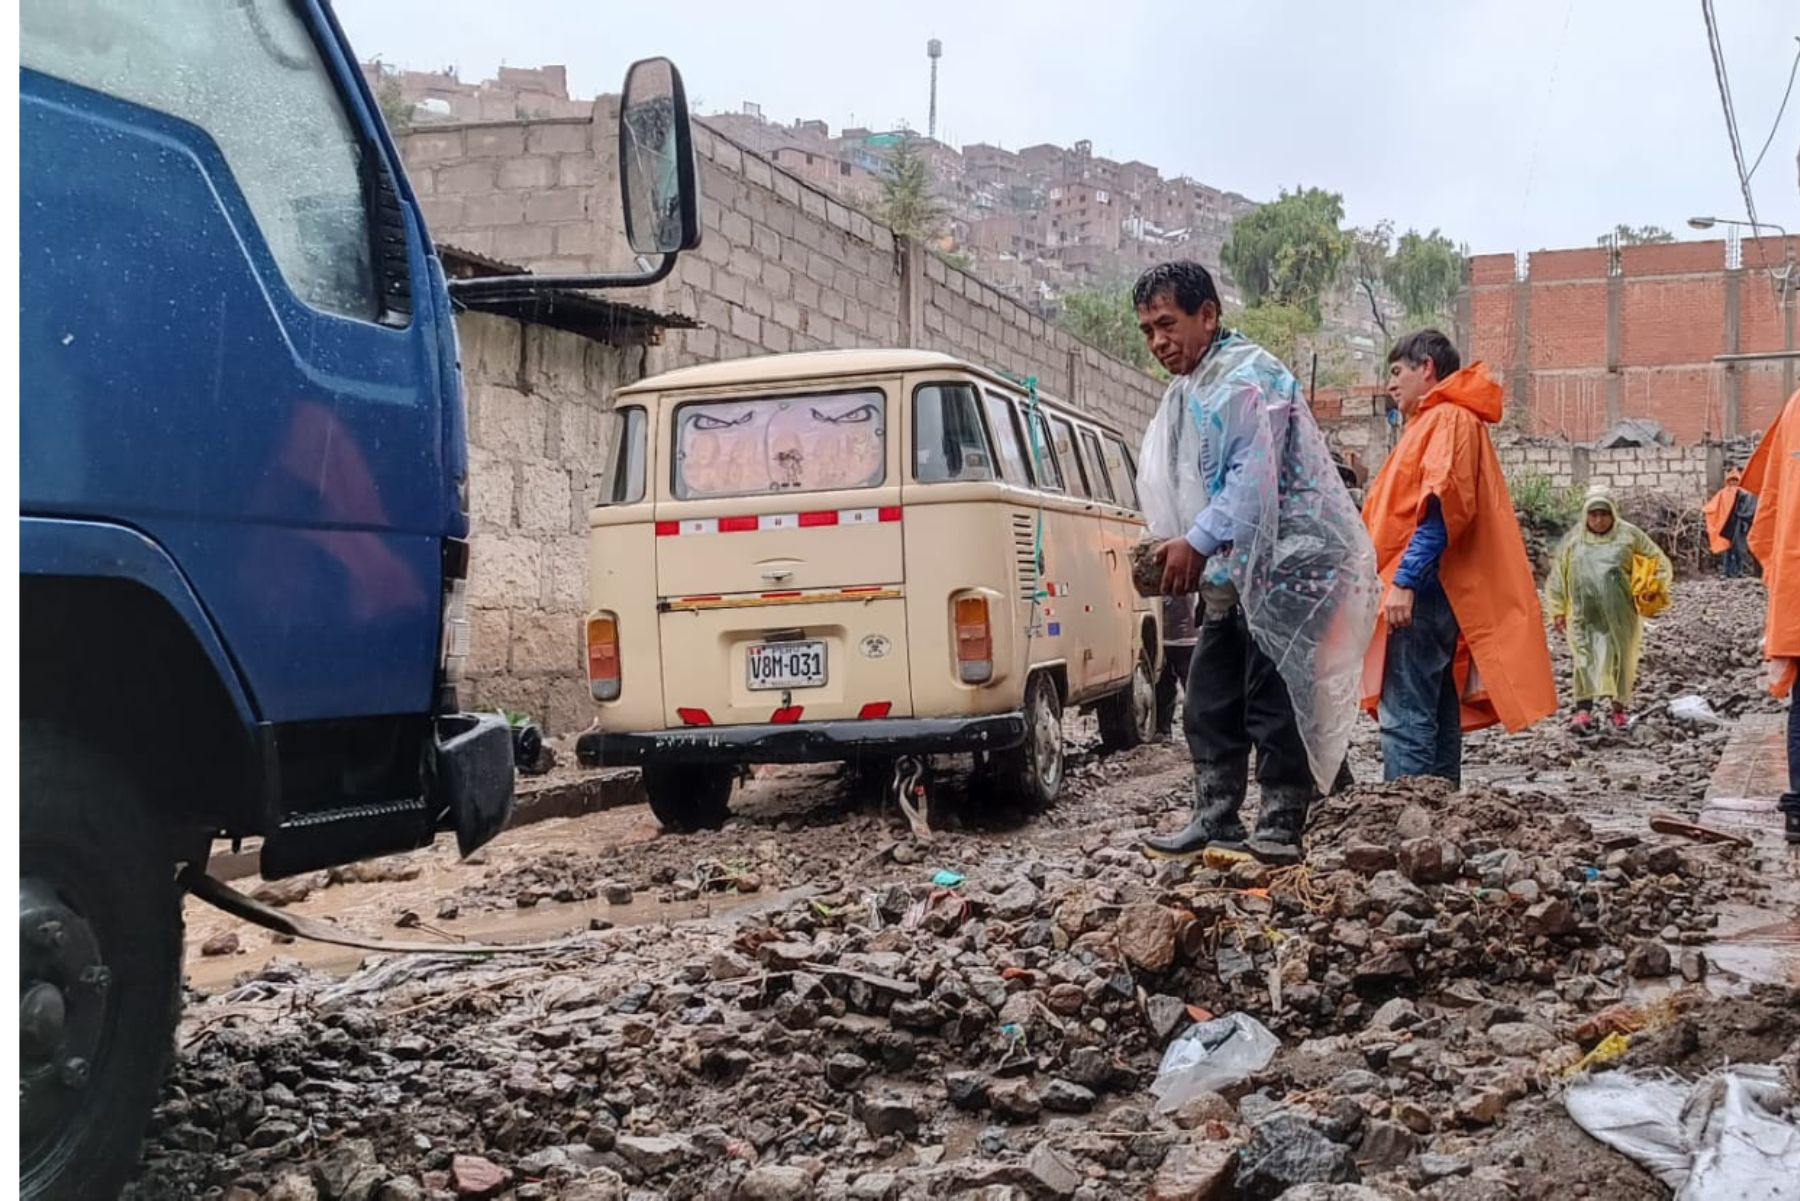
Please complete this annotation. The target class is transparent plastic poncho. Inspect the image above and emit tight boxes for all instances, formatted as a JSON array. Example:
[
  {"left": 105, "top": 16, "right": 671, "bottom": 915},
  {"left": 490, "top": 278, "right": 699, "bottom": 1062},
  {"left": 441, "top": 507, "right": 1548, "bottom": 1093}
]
[{"left": 1137, "top": 333, "right": 1381, "bottom": 792}]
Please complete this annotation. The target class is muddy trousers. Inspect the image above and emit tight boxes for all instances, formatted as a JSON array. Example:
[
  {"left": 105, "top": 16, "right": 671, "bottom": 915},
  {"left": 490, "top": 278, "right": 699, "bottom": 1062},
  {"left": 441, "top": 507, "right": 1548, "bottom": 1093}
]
[
  {"left": 1183, "top": 608, "right": 1316, "bottom": 835},
  {"left": 1380, "top": 578, "right": 1463, "bottom": 787}
]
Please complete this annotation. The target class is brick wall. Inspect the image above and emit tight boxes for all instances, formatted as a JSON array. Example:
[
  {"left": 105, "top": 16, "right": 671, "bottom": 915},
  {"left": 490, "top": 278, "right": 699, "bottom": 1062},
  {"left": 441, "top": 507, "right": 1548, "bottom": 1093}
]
[
  {"left": 1465, "top": 240, "right": 1799, "bottom": 442},
  {"left": 457, "top": 313, "right": 645, "bottom": 734}
]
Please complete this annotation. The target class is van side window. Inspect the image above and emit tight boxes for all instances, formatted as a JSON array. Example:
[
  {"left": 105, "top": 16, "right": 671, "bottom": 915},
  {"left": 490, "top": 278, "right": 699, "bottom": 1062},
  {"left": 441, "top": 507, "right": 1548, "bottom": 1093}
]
[
  {"left": 599, "top": 406, "right": 648, "bottom": 505},
  {"left": 1105, "top": 435, "right": 1141, "bottom": 510},
  {"left": 1049, "top": 416, "right": 1090, "bottom": 498},
  {"left": 22, "top": 0, "right": 378, "bottom": 321},
  {"left": 914, "top": 383, "right": 996, "bottom": 482},
  {"left": 1024, "top": 407, "right": 1065, "bottom": 492},
  {"left": 981, "top": 391, "right": 1032, "bottom": 484},
  {"left": 1079, "top": 428, "right": 1116, "bottom": 503}
]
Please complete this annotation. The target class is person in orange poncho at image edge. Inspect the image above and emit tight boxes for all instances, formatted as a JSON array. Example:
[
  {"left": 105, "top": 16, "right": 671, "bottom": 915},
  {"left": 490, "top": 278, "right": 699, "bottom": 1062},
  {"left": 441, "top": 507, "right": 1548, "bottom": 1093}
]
[
  {"left": 1742, "top": 387, "right": 1800, "bottom": 844},
  {"left": 1702, "top": 467, "right": 1756, "bottom": 578},
  {"left": 1360, "top": 330, "right": 1558, "bottom": 785}
]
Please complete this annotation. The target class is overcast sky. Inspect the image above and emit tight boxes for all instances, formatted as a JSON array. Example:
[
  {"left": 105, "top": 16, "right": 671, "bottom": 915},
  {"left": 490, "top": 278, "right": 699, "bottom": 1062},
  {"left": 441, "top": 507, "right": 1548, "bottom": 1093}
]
[{"left": 339, "top": 0, "right": 1799, "bottom": 255}]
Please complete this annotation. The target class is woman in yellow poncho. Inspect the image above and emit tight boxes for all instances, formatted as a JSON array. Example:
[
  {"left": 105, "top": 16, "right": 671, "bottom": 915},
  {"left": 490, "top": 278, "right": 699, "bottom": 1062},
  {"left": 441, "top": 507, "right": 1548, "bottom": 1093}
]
[{"left": 1545, "top": 487, "right": 1673, "bottom": 732}]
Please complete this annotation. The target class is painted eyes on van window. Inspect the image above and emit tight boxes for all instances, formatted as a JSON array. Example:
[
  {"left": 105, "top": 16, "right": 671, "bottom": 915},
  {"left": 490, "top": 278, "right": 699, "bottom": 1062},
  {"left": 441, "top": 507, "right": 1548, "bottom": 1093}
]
[
  {"left": 811, "top": 403, "right": 880, "bottom": 426},
  {"left": 691, "top": 411, "right": 756, "bottom": 431}
]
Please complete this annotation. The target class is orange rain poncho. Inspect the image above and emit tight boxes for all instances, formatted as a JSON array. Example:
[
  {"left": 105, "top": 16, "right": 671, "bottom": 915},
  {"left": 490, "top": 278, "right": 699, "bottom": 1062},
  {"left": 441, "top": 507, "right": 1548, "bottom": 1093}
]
[
  {"left": 1361, "top": 363, "right": 1558, "bottom": 732},
  {"left": 1745, "top": 388, "right": 1800, "bottom": 696},
  {"left": 1702, "top": 469, "right": 1745, "bottom": 554}
]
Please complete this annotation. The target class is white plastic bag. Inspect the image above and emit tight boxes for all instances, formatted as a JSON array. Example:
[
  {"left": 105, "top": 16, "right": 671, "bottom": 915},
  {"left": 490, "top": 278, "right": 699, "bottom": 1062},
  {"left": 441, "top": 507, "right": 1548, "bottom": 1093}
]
[
  {"left": 1150, "top": 1012, "right": 1280, "bottom": 1112},
  {"left": 1668, "top": 695, "right": 1724, "bottom": 726}
]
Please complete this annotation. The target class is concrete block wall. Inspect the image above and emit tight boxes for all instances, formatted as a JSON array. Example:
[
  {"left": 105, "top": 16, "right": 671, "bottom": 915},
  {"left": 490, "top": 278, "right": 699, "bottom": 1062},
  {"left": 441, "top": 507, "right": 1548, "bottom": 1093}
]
[
  {"left": 457, "top": 313, "right": 644, "bottom": 733},
  {"left": 1496, "top": 439, "right": 1713, "bottom": 502}
]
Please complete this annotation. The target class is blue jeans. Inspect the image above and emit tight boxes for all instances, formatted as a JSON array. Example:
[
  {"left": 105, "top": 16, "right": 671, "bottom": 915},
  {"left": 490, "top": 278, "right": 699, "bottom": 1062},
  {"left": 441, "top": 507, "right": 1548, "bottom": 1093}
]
[
  {"left": 1380, "top": 578, "right": 1462, "bottom": 787},
  {"left": 1783, "top": 701, "right": 1799, "bottom": 841}
]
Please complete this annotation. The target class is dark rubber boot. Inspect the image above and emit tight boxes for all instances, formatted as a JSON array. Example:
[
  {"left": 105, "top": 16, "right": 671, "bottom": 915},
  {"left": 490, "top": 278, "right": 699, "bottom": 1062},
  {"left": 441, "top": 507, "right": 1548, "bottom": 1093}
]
[
  {"left": 1781, "top": 793, "right": 1800, "bottom": 846},
  {"left": 1246, "top": 786, "right": 1313, "bottom": 866},
  {"left": 1143, "top": 762, "right": 1248, "bottom": 859}
]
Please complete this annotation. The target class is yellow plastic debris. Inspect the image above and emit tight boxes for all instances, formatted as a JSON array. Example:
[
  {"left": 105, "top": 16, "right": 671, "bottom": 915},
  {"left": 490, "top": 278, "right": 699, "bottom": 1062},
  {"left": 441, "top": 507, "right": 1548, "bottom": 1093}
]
[
  {"left": 1201, "top": 846, "right": 1254, "bottom": 871},
  {"left": 1561, "top": 1031, "right": 1633, "bottom": 1077},
  {"left": 1630, "top": 552, "right": 1671, "bottom": 617}
]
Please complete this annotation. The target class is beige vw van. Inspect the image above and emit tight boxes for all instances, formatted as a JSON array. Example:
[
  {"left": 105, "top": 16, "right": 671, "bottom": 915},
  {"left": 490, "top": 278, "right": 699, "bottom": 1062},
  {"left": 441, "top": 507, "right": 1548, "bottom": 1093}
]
[{"left": 576, "top": 349, "right": 1161, "bottom": 831}]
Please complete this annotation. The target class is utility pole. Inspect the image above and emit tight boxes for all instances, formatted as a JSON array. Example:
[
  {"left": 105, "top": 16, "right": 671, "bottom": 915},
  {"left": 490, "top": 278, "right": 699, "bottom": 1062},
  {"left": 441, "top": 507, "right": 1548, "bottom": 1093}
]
[{"left": 927, "top": 39, "right": 942, "bottom": 141}]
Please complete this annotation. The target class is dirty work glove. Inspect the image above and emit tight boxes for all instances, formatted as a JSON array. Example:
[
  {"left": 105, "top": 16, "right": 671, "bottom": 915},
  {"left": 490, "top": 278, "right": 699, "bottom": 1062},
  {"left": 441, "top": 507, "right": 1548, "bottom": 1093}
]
[{"left": 1762, "top": 657, "right": 1797, "bottom": 697}]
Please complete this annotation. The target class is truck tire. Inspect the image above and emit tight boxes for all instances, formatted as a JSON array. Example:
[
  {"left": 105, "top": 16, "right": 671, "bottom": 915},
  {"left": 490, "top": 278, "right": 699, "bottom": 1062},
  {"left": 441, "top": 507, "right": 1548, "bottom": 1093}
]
[
  {"left": 641, "top": 763, "right": 734, "bottom": 832},
  {"left": 999, "top": 672, "right": 1065, "bottom": 809},
  {"left": 20, "top": 722, "right": 182, "bottom": 1201},
  {"left": 1097, "top": 658, "right": 1157, "bottom": 753}
]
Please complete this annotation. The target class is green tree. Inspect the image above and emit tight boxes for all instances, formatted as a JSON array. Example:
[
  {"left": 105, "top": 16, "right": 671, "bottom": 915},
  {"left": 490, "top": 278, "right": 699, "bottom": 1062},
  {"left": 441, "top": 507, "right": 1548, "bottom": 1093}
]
[
  {"left": 1220, "top": 187, "right": 1351, "bottom": 320},
  {"left": 375, "top": 72, "right": 414, "bottom": 134},
  {"left": 1350, "top": 221, "right": 1395, "bottom": 340},
  {"left": 877, "top": 136, "right": 946, "bottom": 242},
  {"left": 1384, "top": 228, "right": 1466, "bottom": 327},
  {"left": 1228, "top": 302, "right": 1317, "bottom": 371},
  {"left": 1598, "top": 223, "right": 1675, "bottom": 246},
  {"left": 1057, "top": 285, "right": 1153, "bottom": 371}
]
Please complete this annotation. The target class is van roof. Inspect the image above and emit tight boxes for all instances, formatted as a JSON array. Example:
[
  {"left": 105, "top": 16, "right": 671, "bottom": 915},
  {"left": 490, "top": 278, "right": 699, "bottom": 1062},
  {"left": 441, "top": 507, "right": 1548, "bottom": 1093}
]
[{"left": 617, "top": 349, "right": 1129, "bottom": 436}]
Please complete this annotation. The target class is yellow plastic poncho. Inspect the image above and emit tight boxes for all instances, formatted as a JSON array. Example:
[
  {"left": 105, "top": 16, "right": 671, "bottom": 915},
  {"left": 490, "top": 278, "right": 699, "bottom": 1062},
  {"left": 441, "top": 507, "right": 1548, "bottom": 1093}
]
[{"left": 1544, "top": 489, "right": 1672, "bottom": 704}]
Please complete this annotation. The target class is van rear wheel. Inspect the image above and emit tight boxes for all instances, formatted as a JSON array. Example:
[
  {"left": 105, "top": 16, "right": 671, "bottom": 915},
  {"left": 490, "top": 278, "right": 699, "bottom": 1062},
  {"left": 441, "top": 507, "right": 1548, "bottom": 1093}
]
[
  {"left": 1000, "top": 673, "right": 1064, "bottom": 808},
  {"left": 641, "top": 763, "right": 734, "bottom": 833},
  {"left": 1098, "top": 658, "right": 1157, "bottom": 752}
]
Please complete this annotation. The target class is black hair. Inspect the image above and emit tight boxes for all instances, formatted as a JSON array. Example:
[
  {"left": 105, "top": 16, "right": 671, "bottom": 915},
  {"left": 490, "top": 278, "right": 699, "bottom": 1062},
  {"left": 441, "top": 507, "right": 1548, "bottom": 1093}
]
[
  {"left": 1132, "top": 260, "right": 1220, "bottom": 316},
  {"left": 1387, "top": 329, "right": 1461, "bottom": 381}
]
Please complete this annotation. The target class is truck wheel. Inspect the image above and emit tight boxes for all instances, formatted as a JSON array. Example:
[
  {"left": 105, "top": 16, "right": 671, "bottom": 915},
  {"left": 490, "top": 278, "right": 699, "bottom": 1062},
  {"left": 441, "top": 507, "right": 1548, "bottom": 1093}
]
[
  {"left": 641, "top": 763, "right": 734, "bottom": 832},
  {"left": 1154, "top": 659, "right": 1181, "bottom": 737},
  {"left": 20, "top": 723, "right": 182, "bottom": 1201},
  {"left": 1098, "top": 658, "right": 1157, "bottom": 753},
  {"left": 1000, "top": 673, "right": 1065, "bottom": 808}
]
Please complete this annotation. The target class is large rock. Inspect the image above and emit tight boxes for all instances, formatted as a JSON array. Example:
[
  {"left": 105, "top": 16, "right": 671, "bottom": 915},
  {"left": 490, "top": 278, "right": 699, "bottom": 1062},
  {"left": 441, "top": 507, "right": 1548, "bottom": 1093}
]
[
  {"left": 736, "top": 1165, "right": 815, "bottom": 1201},
  {"left": 945, "top": 1071, "right": 990, "bottom": 1111},
  {"left": 1343, "top": 843, "right": 1397, "bottom": 875},
  {"left": 314, "top": 1138, "right": 384, "bottom": 1201},
  {"left": 987, "top": 1078, "right": 1043, "bottom": 1123},
  {"left": 1021, "top": 1144, "right": 1083, "bottom": 1198},
  {"left": 1397, "top": 837, "right": 1463, "bottom": 884},
  {"left": 449, "top": 1155, "right": 512, "bottom": 1199},
  {"left": 266, "top": 1178, "right": 320, "bottom": 1201},
  {"left": 1626, "top": 940, "right": 1673, "bottom": 978},
  {"left": 1146, "top": 1141, "right": 1236, "bottom": 1201},
  {"left": 1487, "top": 1022, "right": 1556, "bottom": 1057},
  {"left": 1171, "top": 1090, "right": 1235, "bottom": 1130},
  {"left": 1366, "top": 872, "right": 1433, "bottom": 918},
  {"left": 1369, "top": 998, "right": 1420, "bottom": 1031},
  {"left": 992, "top": 878, "right": 1043, "bottom": 921},
  {"left": 1355, "top": 1119, "right": 1418, "bottom": 1170},
  {"left": 1041, "top": 1079, "right": 1096, "bottom": 1114},
  {"left": 1522, "top": 898, "right": 1578, "bottom": 936},
  {"left": 860, "top": 1094, "right": 922, "bottom": 1139},
  {"left": 1117, "top": 904, "right": 1180, "bottom": 973},
  {"left": 1146, "top": 994, "right": 1191, "bottom": 1043},
  {"left": 1236, "top": 1114, "right": 1359, "bottom": 1199},
  {"left": 614, "top": 1135, "right": 690, "bottom": 1176}
]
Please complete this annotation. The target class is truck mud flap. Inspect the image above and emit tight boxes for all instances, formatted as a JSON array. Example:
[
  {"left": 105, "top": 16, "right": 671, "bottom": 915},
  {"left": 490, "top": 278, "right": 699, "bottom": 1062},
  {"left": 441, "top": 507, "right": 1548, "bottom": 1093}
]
[{"left": 179, "top": 867, "right": 577, "bottom": 956}]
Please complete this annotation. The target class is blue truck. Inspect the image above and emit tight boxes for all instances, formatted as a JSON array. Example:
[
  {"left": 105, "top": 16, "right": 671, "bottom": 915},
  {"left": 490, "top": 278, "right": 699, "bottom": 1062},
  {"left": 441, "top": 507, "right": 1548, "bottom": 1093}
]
[{"left": 19, "top": 4, "right": 699, "bottom": 1195}]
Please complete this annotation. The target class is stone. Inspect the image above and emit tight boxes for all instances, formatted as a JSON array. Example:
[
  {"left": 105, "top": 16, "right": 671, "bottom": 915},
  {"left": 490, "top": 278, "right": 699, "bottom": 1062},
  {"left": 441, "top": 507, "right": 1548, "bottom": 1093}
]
[
  {"left": 736, "top": 1165, "right": 815, "bottom": 1201},
  {"left": 1237, "top": 1114, "right": 1359, "bottom": 1196},
  {"left": 1395, "top": 804, "right": 1434, "bottom": 840},
  {"left": 1063, "top": 1047, "right": 1118, "bottom": 1090},
  {"left": 603, "top": 883, "right": 633, "bottom": 905},
  {"left": 1369, "top": 998, "right": 1420, "bottom": 1031},
  {"left": 266, "top": 1177, "right": 320, "bottom": 1201},
  {"left": 1041, "top": 1079, "right": 1096, "bottom": 1113},
  {"left": 987, "top": 1078, "right": 1042, "bottom": 1123},
  {"left": 1487, "top": 1022, "right": 1557, "bottom": 1057},
  {"left": 946, "top": 1071, "right": 990, "bottom": 1110},
  {"left": 201, "top": 931, "right": 241, "bottom": 957},
  {"left": 848, "top": 1173, "right": 899, "bottom": 1201},
  {"left": 1366, "top": 871, "right": 1432, "bottom": 917},
  {"left": 860, "top": 1094, "right": 922, "bottom": 1139},
  {"left": 1353, "top": 949, "right": 1414, "bottom": 982},
  {"left": 1046, "top": 983, "right": 1086, "bottom": 1016},
  {"left": 450, "top": 1155, "right": 512, "bottom": 1199},
  {"left": 1417, "top": 1153, "right": 1472, "bottom": 1183},
  {"left": 1626, "top": 940, "right": 1673, "bottom": 978},
  {"left": 1021, "top": 1145, "right": 1083, "bottom": 1198},
  {"left": 375, "top": 1181, "right": 424, "bottom": 1201},
  {"left": 1397, "top": 837, "right": 1462, "bottom": 884},
  {"left": 314, "top": 1138, "right": 384, "bottom": 1201},
  {"left": 1456, "top": 1091, "right": 1506, "bottom": 1125},
  {"left": 757, "top": 941, "right": 819, "bottom": 970},
  {"left": 1343, "top": 843, "right": 1396, "bottom": 874},
  {"left": 1171, "top": 1090, "right": 1235, "bottom": 1129},
  {"left": 614, "top": 1135, "right": 689, "bottom": 1175},
  {"left": 1523, "top": 898, "right": 1578, "bottom": 936},
  {"left": 1117, "top": 903, "right": 1179, "bottom": 973},
  {"left": 1681, "top": 949, "right": 1708, "bottom": 982},
  {"left": 1146, "top": 994, "right": 1190, "bottom": 1043},
  {"left": 826, "top": 1053, "right": 870, "bottom": 1088},
  {"left": 1146, "top": 1141, "right": 1236, "bottom": 1201},
  {"left": 252, "top": 876, "right": 316, "bottom": 907},
  {"left": 1329, "top": 1069, "right": 1387, "bottom": 1097},
  {"left": 1356, "top": 1119, "right": 1418, "bottom": 1170},
  {"left": 992, "top": 878, "right": 1042, "bottom": 921},
  {"left": 1394, "top": 1101, "right": 1434, "bottom": 1135},
  {"left": 1275, "top": 1188, "right": 1393, "bottom": 1201},
  {"left": 710, "top": 951, "right": 755, "bottom": 981}
]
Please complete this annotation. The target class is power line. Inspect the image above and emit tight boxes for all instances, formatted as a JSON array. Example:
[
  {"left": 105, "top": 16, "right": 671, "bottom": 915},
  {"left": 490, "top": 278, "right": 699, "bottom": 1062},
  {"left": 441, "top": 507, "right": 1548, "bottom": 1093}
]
[
  {"left": 1700, "top": 0, "right": 1765, "bottom": 267},
  {"left": 1746, "top": 37, "right": 1800, "bottom": 181}
]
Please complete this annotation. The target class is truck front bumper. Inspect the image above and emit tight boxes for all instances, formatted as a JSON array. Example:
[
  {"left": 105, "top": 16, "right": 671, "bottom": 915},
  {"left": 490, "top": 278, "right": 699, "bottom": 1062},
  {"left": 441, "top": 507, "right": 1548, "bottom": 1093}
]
[
  {"left": 575, "top": 713, "right": 1027, "bottom": 767},
  {"left": 435, "top": 713, "right": 516, "bottom": 856}
]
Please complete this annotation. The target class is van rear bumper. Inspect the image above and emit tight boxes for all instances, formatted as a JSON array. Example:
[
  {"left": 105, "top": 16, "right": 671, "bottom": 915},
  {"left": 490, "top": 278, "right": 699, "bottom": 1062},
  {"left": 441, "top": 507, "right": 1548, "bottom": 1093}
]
[{"left": 575, "top": 713, "right": 1027, "bottom": 767}]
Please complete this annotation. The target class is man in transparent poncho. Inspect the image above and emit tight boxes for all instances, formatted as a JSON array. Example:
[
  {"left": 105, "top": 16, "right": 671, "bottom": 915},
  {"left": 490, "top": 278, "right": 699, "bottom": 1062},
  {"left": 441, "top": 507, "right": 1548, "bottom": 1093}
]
[{"left": 1132, "top": 262, "right": 1380, "bottom": 865}]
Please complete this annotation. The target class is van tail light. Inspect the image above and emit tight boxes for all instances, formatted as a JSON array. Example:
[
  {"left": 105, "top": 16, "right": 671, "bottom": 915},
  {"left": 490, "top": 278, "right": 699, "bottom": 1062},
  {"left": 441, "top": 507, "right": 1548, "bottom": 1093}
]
[
  {"left": 440, "top": 577, "right": 472, "bottom": 684},
  {"left": 955, "top": 595, "right": 993, "bottom": 684},
  {"left": 586, "top": 614, "right": 621, "bottom": 701}
]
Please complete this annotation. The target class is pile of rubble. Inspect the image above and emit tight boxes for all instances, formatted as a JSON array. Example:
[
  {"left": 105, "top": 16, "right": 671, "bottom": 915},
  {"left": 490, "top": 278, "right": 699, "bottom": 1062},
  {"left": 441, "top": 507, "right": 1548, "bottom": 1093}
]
[{"left": 132, "top": 769, "right": 1787, "bottom": 1201}]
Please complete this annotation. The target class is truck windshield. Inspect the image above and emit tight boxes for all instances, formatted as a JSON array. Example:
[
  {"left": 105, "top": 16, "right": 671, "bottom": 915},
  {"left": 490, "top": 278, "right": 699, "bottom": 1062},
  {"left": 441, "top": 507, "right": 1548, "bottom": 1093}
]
[{"left": 672, "top": 389, "right": 887, "bottom": 499}]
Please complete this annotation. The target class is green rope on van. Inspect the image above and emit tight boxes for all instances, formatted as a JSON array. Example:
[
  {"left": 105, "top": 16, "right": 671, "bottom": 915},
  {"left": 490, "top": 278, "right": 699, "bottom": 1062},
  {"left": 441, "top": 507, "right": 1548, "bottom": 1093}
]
[{"left": 1016, "top": 373, "right": 1050, "bottom": 604}]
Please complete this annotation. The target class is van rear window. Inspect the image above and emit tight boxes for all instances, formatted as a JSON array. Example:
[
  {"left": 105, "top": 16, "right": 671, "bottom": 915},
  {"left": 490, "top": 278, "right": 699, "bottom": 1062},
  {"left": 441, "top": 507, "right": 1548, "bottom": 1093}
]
[
  {"left": 914, "top": 383, "right": 995, "bottom": 482},
  {"left": 673, "top": 390, "right": 887, "bottom": 499}
]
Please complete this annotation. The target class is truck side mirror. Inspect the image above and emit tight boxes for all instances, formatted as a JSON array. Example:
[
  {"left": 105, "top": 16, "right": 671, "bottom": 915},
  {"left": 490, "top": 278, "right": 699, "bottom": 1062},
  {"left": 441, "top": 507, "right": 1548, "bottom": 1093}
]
[{"left": 620, "top": 57, "right": 701, "bottom": 257}]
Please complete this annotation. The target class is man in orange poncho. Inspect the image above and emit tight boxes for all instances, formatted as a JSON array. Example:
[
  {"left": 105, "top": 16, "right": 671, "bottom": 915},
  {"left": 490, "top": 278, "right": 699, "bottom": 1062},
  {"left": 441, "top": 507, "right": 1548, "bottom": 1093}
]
[
  {"left": 1743, "top": 387, "right": 1800, "bottom": 844},
  {"left": 1702, "top": 468, "right": 1756, "bottom": 577},
  {"left": 1361, "top": 330, "right": 1557, "bottom": 785}
]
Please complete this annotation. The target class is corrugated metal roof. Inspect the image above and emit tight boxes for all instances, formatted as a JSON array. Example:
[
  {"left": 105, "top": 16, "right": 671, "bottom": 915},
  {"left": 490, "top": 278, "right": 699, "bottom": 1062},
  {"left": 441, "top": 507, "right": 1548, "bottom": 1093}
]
[{"left": 438, "top": 244, "right": 697, "bottom": 345}]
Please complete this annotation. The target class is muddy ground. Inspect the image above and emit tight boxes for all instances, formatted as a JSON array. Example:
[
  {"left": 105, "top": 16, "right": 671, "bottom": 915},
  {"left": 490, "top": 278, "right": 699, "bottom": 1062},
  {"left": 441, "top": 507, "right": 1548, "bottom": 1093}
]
[{"left": 132, "top": 580, "right": 1799, "bottom": 1201}]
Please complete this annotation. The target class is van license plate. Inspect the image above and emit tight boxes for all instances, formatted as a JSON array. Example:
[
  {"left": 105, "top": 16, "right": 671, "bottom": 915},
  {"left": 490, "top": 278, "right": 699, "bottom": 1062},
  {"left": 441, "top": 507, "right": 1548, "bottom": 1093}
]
[{"left": 747, "top": 640, "right": 827, "bottom": 690}]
